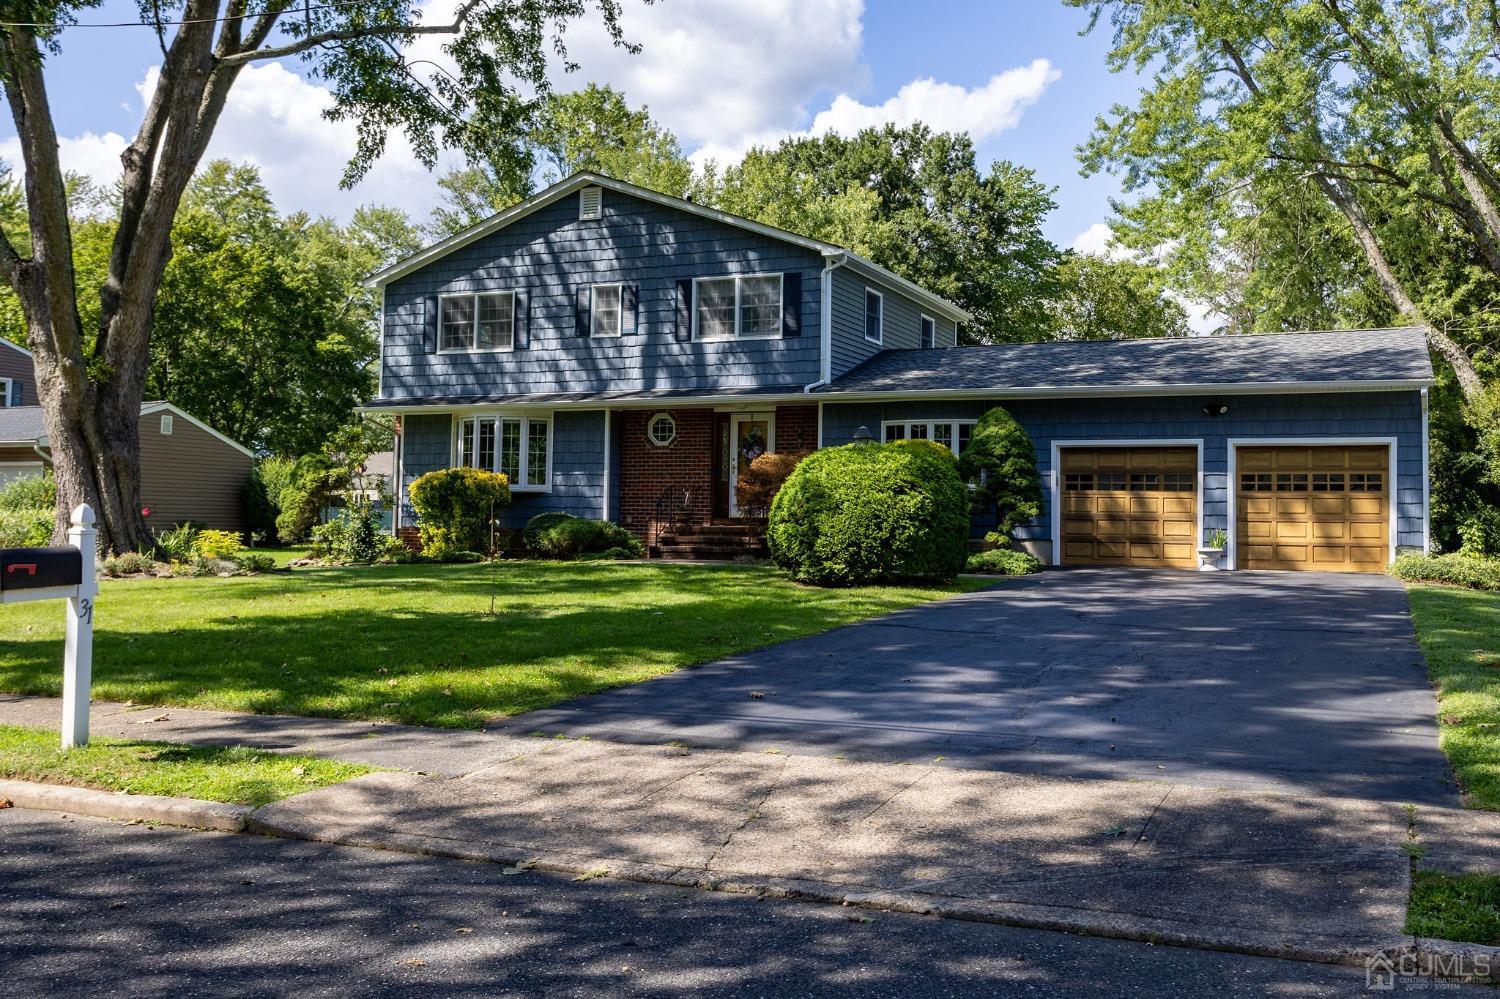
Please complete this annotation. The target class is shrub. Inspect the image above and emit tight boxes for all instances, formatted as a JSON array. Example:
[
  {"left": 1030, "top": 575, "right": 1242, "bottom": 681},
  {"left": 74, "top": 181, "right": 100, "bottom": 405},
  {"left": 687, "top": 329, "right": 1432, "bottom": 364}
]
[
  {"left": 522, "top": 511, "right": 576, "bottom": 550},
  {"left": 275, "top": 453, "right": 344, "bottom": 544},
  {"left": 233, "top": 552, "right": 277, "bottom": 574},
  {"left": 173, "top": 554, "right": 234, "bottom": 577},
  {"left": 408, "top": 467, "right": 511, "bottom": 561},
  {"left": 1392, "top": 553, "right": 1500, "bottom": 591},
  {"left": 767, "top": 440, "right": 969, "bottom": 586},
  {"left": 156, "top": 523, "right": 201, "bottom": 560},
  {"left": 310, "top": 503, "right": 384, "bottom": 564},
  {"left": 100, "top": 552, "right": 156, "bottom": 577},
  {"left": 192, "top": 529, "right": 244, "bottom": 559},
  {"left": 957, "top": 406, "right": 1043, "bottom": 544},
  {"left": 0, "top": 471, "right": 55, "bottom": 511},
  {"left": 965, "top": 548, "right": 1042, "bottom": 576},
  {"left": 577, "top": 546, "right": 637, "bottom": 561},
  {"left": 531, "top": 517, "right": 644, "bottom": 559},
  {"left": 241, "top": 466, "right": 279, "bottom": 542},
  {"left": 0, "top": 506, "right": 52, "bottom": 548},
  {"left": 736, "top": 452, "right": 806, "bottom": 519}
]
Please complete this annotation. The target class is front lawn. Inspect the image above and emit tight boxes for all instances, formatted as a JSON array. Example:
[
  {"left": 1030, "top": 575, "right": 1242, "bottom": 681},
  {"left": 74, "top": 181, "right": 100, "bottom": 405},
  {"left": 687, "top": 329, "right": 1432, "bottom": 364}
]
[
  {"left": 1407, "top": 870, "right": 1500, "bottom": 945},
  {"left": 0, "top": 724, "right": 370, "bottom": 806},
  {"left": 0, "top": 562, "right": 980, "bottom": 728},
  {"left": 1407, "top": 585, "right": 1500, "bottom": 810}
]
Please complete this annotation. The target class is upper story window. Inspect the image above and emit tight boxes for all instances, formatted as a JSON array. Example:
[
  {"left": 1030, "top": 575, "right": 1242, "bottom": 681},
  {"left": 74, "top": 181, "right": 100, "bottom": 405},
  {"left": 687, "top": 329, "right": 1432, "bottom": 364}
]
[
  {"left": 883, "top": 420, "right": 976, "bottom": 457},
  {"left": 457, "top": 414, "right": 550, "bottom": 491},
  {"left": 440, "top": 292, "right": 515, "bottom": 353},
  {"left": 920, "top": 315, "right": 936, "bottom": 349},
  {"left": 591, "top": 284, "right": 623, "bottom": 337},
  {"left": 0, "top": 377, "right": 11, "bottom": 407},
  {"left": 694, "top": 274, "right": 783, "bottom": 340},
  {"left": 864, "top": 288, "right": 883, "bottom": 344}
]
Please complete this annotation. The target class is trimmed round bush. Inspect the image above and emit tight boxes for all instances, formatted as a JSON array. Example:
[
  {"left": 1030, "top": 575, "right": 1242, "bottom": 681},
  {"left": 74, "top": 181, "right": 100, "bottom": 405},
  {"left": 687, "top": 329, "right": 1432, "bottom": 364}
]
[
  {"left": 408, "top": 467, "right": 511, "bottom": 561},
  {"left": 531, "top": 517, "right": 643, "bottom": 559},
  {"left": 965, "top": 548, "right": 1041, "bottom": 576},
  {"left": 523, "top": 511, "right": 576, "bottom": 550},
  {"left": 767, "top": 440, "right": 969, "bottom": 586}
]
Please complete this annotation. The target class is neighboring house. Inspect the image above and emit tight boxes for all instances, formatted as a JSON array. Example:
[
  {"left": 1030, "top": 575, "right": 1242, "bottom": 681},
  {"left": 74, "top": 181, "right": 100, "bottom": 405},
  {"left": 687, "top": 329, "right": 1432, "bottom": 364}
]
[
  {"left": 1, "top": 335, "right": 33, "bottom": 407},
  {"left": 0, "top": 401, "right": 255, "bottom": 534},
  {"left": 365, "top": 171, "right": 1433, "bottom": 574}
]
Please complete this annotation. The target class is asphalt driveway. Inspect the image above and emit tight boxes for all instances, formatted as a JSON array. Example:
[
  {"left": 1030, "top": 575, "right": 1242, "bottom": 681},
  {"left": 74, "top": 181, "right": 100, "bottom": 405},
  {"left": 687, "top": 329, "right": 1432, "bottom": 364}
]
[{"left": 502, "top": 568, "right": 1456, "bottom": 804}]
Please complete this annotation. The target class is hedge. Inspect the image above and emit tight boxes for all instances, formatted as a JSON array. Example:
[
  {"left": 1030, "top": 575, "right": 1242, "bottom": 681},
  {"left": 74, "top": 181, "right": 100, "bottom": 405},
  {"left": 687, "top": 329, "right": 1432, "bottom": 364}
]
[
  {"left": 767, "top": 440, "right": 969, "bottom": 586},
  {"left": 527, "top": 515, "right": 643, "bottom": 559},
  {"left": 1391, "top": 553, "right": 1500, "bottom": 591}
]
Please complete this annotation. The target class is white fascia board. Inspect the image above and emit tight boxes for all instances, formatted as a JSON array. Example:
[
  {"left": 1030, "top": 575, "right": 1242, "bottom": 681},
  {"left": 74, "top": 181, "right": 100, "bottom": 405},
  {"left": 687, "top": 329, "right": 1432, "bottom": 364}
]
[{"left": 0, "top": 336, "right": 32, "bottom": 358}]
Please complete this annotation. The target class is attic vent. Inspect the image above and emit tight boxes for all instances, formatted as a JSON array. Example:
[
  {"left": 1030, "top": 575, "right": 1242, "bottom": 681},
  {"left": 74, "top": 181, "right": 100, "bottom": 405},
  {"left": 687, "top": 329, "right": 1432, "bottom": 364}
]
[
  {"left": 159, "top": 413, "right": 174, "bottom": 436},
  {"left": 579, "top": 185, "right": 603, "bottom": 220}
]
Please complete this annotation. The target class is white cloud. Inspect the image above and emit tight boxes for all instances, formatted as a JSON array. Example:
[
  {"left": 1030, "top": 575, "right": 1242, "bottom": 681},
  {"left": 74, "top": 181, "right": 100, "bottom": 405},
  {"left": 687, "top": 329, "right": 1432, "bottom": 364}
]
[
  {"left": 1068, "top": 222, "right": 1120, "bottom": 259},
  {"left": 0, "top": 131, "right": 128, "bottom": 185},
  {"left": 1071, "top": 222, "right": 1227, "bottom": 335}
]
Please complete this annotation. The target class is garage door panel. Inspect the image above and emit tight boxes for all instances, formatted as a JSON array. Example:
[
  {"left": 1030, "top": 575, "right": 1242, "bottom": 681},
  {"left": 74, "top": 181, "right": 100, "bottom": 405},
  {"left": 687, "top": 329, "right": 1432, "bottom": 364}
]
[
  {"left": 1061, "top": 447, "right": 1198, "bottom": 569},
  {"left": 1237, "top": 445, "right": 1388, "bottom": 573}
]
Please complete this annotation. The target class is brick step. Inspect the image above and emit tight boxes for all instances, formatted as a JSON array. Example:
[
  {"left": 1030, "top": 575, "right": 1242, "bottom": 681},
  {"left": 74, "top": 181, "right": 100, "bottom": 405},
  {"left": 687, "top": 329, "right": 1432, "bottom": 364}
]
[
  {"left": 658, "top": 532, "right": 769, "bottom": 545},
  {"left": 655, "top": 541, "right": 768, "bottom": 561}
]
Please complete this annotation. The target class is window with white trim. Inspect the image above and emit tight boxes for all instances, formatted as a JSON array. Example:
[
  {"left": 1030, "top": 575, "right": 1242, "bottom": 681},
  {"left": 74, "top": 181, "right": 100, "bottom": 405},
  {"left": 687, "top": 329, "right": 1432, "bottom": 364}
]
[
  {"left": 591, "top": 284, "right": 622, "bottom": 337},
  {"left": 647, "top": 413, "right": 677, "bottom": 447},
  {"left": 694, "top": 274, "right": 783, "bottom": 340},
  {"left": 864, "top": 288, "right": 883, "bottom": 344},
  {"left": 919, "top": 315, "right": 936, "bottom": 349},
  {"left": 0, "top": 377, "right": 10, "bottom": 408},
  {"left": 440, "top": 292, "right": 515, "bottom": 352},
  {"left": 457, "top": 414, "right": 551, "bottom": 490},
  {"left": 882, "top": 420, "right": 976, "bottom": 457}
]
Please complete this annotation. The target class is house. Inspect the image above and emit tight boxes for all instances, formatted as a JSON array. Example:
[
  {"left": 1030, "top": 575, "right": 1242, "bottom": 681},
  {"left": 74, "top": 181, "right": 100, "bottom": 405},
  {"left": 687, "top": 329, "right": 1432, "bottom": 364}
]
[
  {"left": 364, "top": 172, "right": 1433, "bottom": 573},
  {"left": 1, "top": 335, "right": 33, "bottom": 407},
  {"left": 0, "top": 398, "right": 256, "bottom": 535}
]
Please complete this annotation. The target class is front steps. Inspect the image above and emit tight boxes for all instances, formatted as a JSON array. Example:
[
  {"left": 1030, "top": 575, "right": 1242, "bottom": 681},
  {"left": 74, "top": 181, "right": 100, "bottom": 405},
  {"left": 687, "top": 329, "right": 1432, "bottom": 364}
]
[{"left": 654, "top": 519, "right": 768, "bottom": 561}]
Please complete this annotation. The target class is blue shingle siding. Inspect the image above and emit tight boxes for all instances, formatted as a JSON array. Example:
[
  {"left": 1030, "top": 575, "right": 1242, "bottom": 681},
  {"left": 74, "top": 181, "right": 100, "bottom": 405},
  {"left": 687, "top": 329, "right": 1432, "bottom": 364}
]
[
  {"left": 820, "top": 390, "right": 1426, "bottom": 549},
  {"left": 399, "top": 410, "right": 609, "bottom": 530},
  {"left": 380, "top": 190, "right": 824, "bottom": 401},
  {"left": 828, "top": 267, "right": 958, "bottom": 378}
]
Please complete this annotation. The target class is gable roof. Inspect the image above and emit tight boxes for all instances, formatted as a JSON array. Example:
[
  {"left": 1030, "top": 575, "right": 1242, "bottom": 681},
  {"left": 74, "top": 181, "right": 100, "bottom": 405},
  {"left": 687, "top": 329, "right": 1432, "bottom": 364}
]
[
  {"left": 364, "top": 171, "right": 972, "bottom": 324},
  {"left": 0, "top": 336, "right": 31, "bottom": 359},
  {"left": 1, "top": 402, "right": 254, "bottom": 457},
  {"left": 819, "top": 327, "right": 1433, "bottom": 397}
]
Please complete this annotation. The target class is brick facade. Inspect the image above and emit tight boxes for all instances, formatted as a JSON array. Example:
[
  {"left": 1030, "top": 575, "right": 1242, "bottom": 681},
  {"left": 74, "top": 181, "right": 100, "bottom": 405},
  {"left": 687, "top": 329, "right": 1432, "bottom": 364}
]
[
  {"left": 618, "top": 408, "right": 717, "bottom": 541},
  {"left": 774, "top": 404, "right": 818, "bottom": 455}
]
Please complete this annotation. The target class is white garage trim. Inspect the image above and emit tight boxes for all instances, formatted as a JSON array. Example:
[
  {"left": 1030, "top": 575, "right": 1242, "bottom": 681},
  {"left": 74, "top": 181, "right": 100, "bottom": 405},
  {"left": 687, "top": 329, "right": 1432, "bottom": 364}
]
[
  {"left": 1226, "top": 437, "right": 1398, "bottom": 571},
  {"left": 1048, "top": 438, "right": 1205, "bottom": 568}
]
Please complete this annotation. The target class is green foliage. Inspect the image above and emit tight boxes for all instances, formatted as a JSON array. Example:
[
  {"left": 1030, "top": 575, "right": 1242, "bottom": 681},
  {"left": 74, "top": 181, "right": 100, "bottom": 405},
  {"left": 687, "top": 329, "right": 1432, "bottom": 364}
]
[
  {"left": 530, "top": 517, "right": 643, "bottom": 559},
  {"left": 191, "top": 530, "right": 244, "bottom": 560},
  {"left": 232, "top": 552, "right": 277, "bottom": 575},
  {"left": 100, "top": 552, "right": 156, "bottom": 577},
  {"left": 956, "top": 407, "right": 1043, "bottom": 541},
  {"left": 240, "top": 467, "right": 277, "bottom": 543},
  {"left": 430, "top": 83, "right": 692, "bottom": 234},
  {"left": 275, "top": 453, "right": 342, "bottom": 544},
  {"left": 0, "top": 507, "right": 52, "bottom": 548},
  {"left": 309, "top": 503, "right": 390, "bottom": 565},
  {"left": 1392, "top": 553, "right": 1500, "bottom": 591},
  {"left": 0, "top": 471, "right": 54, "bottom": 511},
  {"left": 965, "top": 548, "right": 1042, "bottom": 576},
  {"left": 1407, "top": 871, "right": 1500, "bottom": 945},
  {"left": 155, "top": 523, "right": 201, "bottom": 561},
  {"left": 696, "top": 124, "right": 1065, "bottom": 343},
  {"left": 522, "top": 511, "right": 577, "bottom": 550},
  {"left": 1047, "top": 254, "right": 1190, "bottom": 340},
  {"left": 408, "top": 467, "right": 511, "bottom": 561},
  {"left": 767, "top": 441, "right": 970, "bottom": 586}
]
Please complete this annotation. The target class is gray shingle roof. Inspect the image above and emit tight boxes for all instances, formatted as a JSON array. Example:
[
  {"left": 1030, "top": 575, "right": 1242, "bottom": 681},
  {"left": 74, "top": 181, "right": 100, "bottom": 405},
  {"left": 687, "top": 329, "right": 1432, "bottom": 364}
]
[
  {"left": 819, "top": 327, "right": 1433, "bottom": 395},
  {"left": 0, "top": 405, "right": 46, "bottom": 443}
]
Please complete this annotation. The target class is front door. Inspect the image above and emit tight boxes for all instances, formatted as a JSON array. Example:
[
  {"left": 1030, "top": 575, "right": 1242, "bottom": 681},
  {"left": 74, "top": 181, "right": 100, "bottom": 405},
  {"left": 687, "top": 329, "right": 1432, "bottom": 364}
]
[{"left": 728, "top": 412, "right": 775, "bottom": 517}]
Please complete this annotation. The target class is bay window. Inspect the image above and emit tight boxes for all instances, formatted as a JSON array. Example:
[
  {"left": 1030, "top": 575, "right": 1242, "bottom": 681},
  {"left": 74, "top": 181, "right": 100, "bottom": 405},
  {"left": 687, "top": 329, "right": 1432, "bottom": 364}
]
[
  {"left": 882, "top": 420, "right": 977, "bottom": 458},
  {"left": 457, "top": 414, "right": 551, "bottom": 490}
]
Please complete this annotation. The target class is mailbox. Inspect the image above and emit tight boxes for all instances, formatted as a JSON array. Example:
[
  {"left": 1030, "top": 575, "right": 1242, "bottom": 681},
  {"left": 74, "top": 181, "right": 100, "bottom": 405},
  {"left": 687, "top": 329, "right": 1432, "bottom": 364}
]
[{"left": 0, "top": 546, "right": 83, "bottom": 592}]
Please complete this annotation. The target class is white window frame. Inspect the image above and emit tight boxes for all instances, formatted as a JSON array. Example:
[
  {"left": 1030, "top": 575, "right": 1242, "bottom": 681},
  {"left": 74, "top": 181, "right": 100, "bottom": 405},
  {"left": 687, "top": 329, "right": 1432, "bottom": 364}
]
[
  {"left": 647, "top": 412, "right": 677, "bottom": 447},
  {"left": 0, "top": 376, "right": 10, "bottom": 407},
  {"left": 453, "top": 412, "right": 553, "bottom": 493},
  {"left": 437, "top": 291, "right": 518, "bottom": 354},
  {"left": 881, "top": 420, "right": 976, "bottom": 457},
  {"left": 591, "top": 283, "right": 624, "bottom": 338},
  {"left": 692, "top": 272, "right": 784, "bottom": 341},
  {"left": 919, "top": 314, "right": 936, "bottom": 349},
  {"left": 864, "top": 287, "right": 883, "bottom": 345}
]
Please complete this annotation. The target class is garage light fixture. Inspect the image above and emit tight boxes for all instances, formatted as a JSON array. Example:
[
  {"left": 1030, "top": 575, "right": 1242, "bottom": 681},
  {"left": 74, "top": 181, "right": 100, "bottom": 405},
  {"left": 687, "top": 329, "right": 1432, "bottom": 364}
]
[{"left": 1202, "top": 402, "right": 1230, "bottom": 417}]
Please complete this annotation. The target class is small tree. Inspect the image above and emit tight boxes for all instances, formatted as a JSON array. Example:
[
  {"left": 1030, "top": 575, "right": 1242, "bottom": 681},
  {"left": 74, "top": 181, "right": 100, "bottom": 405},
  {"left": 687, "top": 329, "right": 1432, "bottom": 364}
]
[
  {"left": 957, "top": 407, "right": 1042, "bottom": 547},
  {"left": 736, "top": 451, "right": 806, "bottom": 519}
]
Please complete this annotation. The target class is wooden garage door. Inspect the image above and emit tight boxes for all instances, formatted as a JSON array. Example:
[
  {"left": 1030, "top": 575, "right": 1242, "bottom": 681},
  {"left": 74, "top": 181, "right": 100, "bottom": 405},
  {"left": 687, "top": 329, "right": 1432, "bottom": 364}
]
[
  {"left": 1236, "top": 445, "right": 1389, "bottom": 572},
  {"left": 1060, "top": 447, "right": 1198, "bottom": 569}
]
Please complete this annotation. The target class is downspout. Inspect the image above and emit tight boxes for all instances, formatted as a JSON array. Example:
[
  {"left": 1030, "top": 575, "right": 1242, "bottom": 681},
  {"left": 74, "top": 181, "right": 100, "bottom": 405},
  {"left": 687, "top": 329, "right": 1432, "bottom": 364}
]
[
  {"left": 1421, "top": 386, "right": 1431, "bottom": 554},
  {"left": 803, "top": 251, "right": 847, "bottom": 393}
]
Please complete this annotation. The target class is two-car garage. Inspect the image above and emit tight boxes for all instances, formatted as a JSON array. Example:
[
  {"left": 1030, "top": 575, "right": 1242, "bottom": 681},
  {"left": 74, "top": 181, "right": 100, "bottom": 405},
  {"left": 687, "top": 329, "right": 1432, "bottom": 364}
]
[{"left": 1056, "top": 442, "right": 1393, "bottom": 574}]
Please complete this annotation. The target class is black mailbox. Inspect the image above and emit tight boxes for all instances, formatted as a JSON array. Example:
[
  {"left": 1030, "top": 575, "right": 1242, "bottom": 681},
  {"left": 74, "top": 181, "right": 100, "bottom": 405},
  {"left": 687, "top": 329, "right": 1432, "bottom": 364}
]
[{"left": 0, "top": 546, "right": 83, "bottom": 591}]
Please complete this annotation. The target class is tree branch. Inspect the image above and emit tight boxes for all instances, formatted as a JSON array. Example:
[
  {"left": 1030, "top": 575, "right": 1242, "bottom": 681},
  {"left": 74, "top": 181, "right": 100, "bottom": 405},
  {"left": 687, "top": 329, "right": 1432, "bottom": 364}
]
[{"left": 217, "top": 0, "right": 484, "bottom": 67}]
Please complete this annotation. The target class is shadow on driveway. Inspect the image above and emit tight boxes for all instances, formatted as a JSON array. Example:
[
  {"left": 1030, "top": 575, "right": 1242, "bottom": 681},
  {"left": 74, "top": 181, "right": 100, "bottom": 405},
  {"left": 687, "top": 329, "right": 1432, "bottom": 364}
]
[{"left": 497, "top": 568, "right": 1457, "bottom": 804}]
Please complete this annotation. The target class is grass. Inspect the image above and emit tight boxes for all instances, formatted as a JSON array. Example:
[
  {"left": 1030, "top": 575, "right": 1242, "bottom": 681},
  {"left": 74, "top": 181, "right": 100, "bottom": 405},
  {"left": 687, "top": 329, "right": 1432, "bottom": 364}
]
[
  {"left": 1407, "top": 870, "right": 1500, "bottom": 944},
  {"left": 0, "top": 561, "right": 983, "bottom": 728},
  {"left": 245, "top": 545, "right": 313, "bottom": 567},
  {"left": 0, "top": 723, "right": 370, "bottom": 806},
  {"left": 1406, "top": 585, "right": 1500, "bottom": 810}
]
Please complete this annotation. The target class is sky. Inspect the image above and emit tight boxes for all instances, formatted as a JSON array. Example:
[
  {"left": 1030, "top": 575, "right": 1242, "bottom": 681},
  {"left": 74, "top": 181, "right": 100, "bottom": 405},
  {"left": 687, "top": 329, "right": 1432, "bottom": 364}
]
[{"left": 4, "top": 0, "right": 1145, "bottom": 256}]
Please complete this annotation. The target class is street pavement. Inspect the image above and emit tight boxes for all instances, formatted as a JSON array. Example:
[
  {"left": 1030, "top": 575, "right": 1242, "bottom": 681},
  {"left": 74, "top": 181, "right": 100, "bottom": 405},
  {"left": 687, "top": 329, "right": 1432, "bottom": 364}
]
[{"left": 0, "top": 808, "right": 1466, "bottom": 998}]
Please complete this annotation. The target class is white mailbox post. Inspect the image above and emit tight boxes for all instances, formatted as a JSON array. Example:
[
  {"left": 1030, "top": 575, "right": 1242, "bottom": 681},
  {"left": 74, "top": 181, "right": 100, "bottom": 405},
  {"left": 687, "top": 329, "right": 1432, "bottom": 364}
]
[{"left": 0, "top": 504, "right": 97, "bottom": 748}]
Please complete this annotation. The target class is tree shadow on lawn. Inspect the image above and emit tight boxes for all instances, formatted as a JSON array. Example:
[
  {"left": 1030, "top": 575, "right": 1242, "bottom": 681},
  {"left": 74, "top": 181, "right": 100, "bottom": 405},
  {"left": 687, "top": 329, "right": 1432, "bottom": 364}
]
[{"left": 0, "top": 564, "right": 961, "bottom": 728}]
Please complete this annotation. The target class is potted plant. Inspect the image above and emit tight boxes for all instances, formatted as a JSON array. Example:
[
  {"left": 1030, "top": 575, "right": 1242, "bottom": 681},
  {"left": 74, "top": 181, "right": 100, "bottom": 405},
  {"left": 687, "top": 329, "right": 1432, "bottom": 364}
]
[
  {"left": 674, "top": 489, "right": 695, "bottom": 526},
  {"left": 1198, "top": 528, "right": 1228, "bottom": 571}
]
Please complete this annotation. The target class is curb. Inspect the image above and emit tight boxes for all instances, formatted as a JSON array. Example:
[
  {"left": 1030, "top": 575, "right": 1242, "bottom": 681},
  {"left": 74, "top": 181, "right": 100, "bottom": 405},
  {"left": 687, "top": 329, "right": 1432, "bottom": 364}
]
[
  {"left": 0, "top": 779, "right": 252, "bottom": 832},
  {"left": 242, "top": 809, "right": 1497, "bottom": 982}
]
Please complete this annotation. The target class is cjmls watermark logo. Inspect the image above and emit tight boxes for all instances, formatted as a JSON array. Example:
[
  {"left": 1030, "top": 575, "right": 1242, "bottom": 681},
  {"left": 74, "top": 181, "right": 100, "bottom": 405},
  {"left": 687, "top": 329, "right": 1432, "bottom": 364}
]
[{"left": 1366, "top": 950, "right": 1493, "bottom": 991}]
